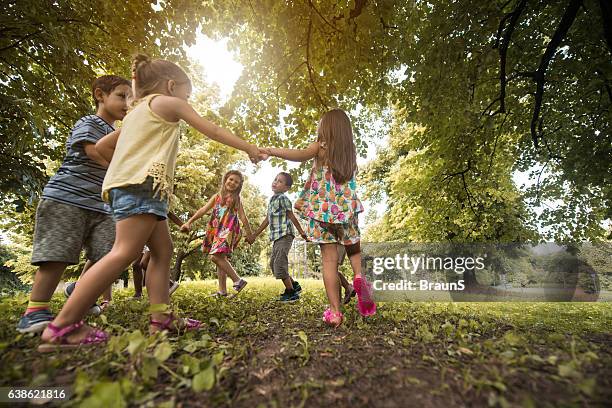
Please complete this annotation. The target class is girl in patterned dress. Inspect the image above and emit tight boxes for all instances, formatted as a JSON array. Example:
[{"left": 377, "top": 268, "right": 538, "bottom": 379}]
[
  {"left": 262, "top": 109, "right": 376, "bottom": 327},
  {"left": 181, "top": 170, "right": 252, "bottom": 296}
]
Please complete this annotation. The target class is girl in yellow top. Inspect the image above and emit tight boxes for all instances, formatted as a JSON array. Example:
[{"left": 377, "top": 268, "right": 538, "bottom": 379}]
[{"left": 39, "top": 54, "right": 264, "bottom": 351}]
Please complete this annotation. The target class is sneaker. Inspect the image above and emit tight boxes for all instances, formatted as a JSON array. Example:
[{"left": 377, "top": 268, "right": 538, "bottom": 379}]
[
  {"left": 278, "top": 290, "right": 300, "bottom": 302},
  {"left": 233, "top": 279, "right": 248, "bottom": 293},
  {"left": 89, "top": 305, "right": 102, "bottom": 316},
  {"left": 16, "top": 309, "right": 54, "bottom": 333},
  {"left": 169, "top": 280, "right": 179, "bottom": 295},
  {"left": 292, "top": 280, "right": 302, "bottom": 294},
  {"left": 64, "top": 282, "right": 102, "bottom": 316},
  {"left": 63, "top": 281, "right": 76, "bottom": 298}
]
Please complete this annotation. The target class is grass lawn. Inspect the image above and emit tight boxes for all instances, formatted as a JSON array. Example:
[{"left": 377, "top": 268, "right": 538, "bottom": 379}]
[{"left": 0, "top": 277, "right": 610, "bottom": 407}]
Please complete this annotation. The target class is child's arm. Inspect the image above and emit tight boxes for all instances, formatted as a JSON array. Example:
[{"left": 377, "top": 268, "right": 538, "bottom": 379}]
[
  {"left": 168, "top": 99, "right": 261, "bottom": 162},
  {"left": 263, "top": 142, "right": 319, "bottom": 162},
  {"left": 238, "top": 201, "right": 253, "bottom": 238},
  {"left": 248, "top": 217, "right": 269, "bottom": 244},
  {"left": 83, "top": 142, "right": 110, "bottom": 167},
  {"left": 94, "top": 129, "right": 121, "bottom": 165},
  {"left": 287, "top": 210, "right": 308, "bottom": 240},
  {"left": 180, "top": 195, "right": 216, "bottom": 232},
  {"left": 167, "top": 212, "right": 183, "bottom": 228}
]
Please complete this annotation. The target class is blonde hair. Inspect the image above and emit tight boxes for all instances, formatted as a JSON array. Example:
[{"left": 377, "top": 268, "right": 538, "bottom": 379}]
[
  {"left": 317, "top": 109, "right": 357, "bottom": 184},
  {"left": 218, "top": 170, "right": 244, "bottom": 212},
  {"left": 131, "top": 54, "right": 191, "bottom": 99}
]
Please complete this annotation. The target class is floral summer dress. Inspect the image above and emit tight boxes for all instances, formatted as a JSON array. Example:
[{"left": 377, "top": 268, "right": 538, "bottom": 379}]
[
  {"left": 294, "top": 165, "right": 364, "bottom": 245},
  {"left": 202, "top": 194, "right": 241, "bottom": 255}
]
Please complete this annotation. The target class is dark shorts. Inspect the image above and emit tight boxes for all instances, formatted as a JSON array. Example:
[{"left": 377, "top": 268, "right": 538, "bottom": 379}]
[
  {"left": 270, "top": 234, "right": 294, "bottom": 280},
  {"left": 31, "top": 199, "right": 115, "bottom": 265},
  {"left": 108, "top": 178, "right": 168, "bottom": 222}
]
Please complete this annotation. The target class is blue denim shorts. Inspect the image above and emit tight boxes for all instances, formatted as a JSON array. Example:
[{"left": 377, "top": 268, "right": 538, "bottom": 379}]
[{"left": 108, "top": 178, "right": 168, "bottom": 222}]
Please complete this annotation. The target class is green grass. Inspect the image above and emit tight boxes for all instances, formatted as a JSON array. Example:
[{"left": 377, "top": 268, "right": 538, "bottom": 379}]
[{"left": 0, "top": 277, "right": 610, "bottom": 407}]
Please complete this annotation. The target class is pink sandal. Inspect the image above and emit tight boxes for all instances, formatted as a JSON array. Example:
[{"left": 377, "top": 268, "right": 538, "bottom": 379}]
[
  {"left": 322, "top": 308, "right": 344, "bottom": 328},
  {"left": 150, "top": 313, "right": 202, "bottom": 334},
  {"left": 353, "top": 276, "right": 376, "bottom": 317},
  {"left": 38, "top": 321, "right": 109, "bottom": 353}
]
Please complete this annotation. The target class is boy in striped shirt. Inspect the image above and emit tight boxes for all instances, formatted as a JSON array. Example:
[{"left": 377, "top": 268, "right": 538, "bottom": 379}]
[
  {"left": 248, "top": 172, "right": 307, "bottom": 301},
  {"left": 16, "top": 75, "right": 131, "bottom": 333}
]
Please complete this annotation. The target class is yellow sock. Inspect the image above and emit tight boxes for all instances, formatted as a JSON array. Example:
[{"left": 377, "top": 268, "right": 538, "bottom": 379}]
[{"left": 25, "top": 300, "right": 50, "bottom": 314}]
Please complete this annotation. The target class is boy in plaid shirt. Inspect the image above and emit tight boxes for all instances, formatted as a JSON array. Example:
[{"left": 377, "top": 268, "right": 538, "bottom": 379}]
[{"left": 248, "top": 172, "right": 307, "bottom": 301}]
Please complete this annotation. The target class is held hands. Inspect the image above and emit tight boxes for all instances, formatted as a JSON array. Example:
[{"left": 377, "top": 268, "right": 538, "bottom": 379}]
[
  {"left": 180, "top": 222, "right": 191, "bottom": 233},
  {"left": 245, "top": 234, "right": 256, "bottom": 245},
  {"left": 247, "top": 144, "right": 269, "bottom": 164},
  {"left": 258, "top": 147, "right": 272, "bottom": 161},
  {"left": 246, "top": 146, "right": 274, "bottom": 164}
]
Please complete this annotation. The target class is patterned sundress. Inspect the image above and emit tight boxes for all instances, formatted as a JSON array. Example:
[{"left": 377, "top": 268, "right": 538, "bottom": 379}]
[
  {"left": 294, "top": 165, "right": 364, "bottom": 245},
  {"left": 202, "top": 194, "right": 241, "bottom": 255}
]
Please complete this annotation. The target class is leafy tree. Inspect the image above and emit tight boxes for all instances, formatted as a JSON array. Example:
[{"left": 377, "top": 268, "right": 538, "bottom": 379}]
[
  {"left": 197, "top": 0, "right": 610, "bottom": 240},
  {"left": 3, "top": 0, "right": 610, "bottom": 246},
  {"left": 361, "top": 116, "right": 538, "bottom": 243},
  {"left": 0, "top": 0, "right": 203, "bottom": 209}
]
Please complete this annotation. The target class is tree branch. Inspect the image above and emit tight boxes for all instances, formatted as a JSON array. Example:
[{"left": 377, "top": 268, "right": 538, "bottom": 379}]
[
  {"left": 307, "top": 0, "right": 344, "bottom": 35},
  {"left": 529, "top": 0, "right": 583, "bottom": 149},
  {"left": 306, "top": 19, "right": 329, "bottom": 109},
  {"left": 275, "top": 61, "right": 307, "bottom": 92},
  {"left": 494, "top": 0, "right": 527, "bottom": 115},
  {"left": 485, "top": 111, "right": 511, "bottom": 183},
  {"left": 0, "top": 30, "right": 43, "bottom": 53},
  {"left": 349, "top": 0, "right": 368, "bottom": 20},
  {"left": 599, "top": 0, "right": 612, "bottom": 54}
]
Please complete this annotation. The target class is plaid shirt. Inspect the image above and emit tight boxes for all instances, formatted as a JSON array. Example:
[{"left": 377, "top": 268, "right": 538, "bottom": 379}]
[{"left": 268, "top": 193, "right": 294, "bottom": 241}]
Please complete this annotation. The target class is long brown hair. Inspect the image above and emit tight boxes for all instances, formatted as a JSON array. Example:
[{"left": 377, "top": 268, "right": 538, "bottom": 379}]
[
  {"left": 317, "top": 109, "right": 357, "bottom": 184},
  {"left": 131, "top": 54, "right": 191, "bottom": 100},
  {"left": 218, "top": 170, "right": 244, "bottom": 211}
]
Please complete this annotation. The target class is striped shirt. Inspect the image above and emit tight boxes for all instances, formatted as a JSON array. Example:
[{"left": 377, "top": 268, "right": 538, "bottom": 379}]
[
  {"left": 42, "top": 115, "right": 113, "bottom": 214},
  {"left": 268, "top": 193, "right": 294, "bottom": 242}
]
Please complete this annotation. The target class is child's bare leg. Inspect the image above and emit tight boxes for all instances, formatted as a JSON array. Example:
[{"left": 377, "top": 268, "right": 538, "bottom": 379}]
[
  {"left": 141, "top": 250, "right": 151, "bottom": 270},
  {"left": 80, "top": 260, "right": 93, "bottom": 276},
  {"left": 79, "top": 260, "right": 112, "bottom": 302},
  {"left": 132, "top": 253, "right": 144, "bottom": 297},
  {"left": 102, "top": 285, "right": 112, "bottom": 302},
  {"left": 215, "top": 264, "right": 228, "bottom": 294},
  {"left": 144, "top": 220, "right": 172, "bottom": 322},
  {"left": 28, "top": 262, "right": 69, "bottom": 304},
  {"left": 320, "top": 244, "right": 341, "bottom": 313},
  {"left": 211, "top": 254, "right": 240, "bottom": 283},
  {"left": 348, "top": 251, "right": 362, "bottom": 279},
  {"left": 45, "top": 214, "right": 156, "bottom": 339},
  {"left": 282, "top": 276, "right": 294, "bottom": 290}
]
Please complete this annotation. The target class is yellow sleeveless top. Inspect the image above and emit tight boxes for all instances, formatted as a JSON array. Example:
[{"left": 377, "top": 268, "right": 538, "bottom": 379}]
[{"left": 102, "top": 94, "right": 180, "bottom": 203}]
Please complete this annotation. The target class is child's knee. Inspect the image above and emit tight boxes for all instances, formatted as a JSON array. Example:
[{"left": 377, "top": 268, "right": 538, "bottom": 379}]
[{"left": 113, "top": 249, "right": 142, "bottom": 268}]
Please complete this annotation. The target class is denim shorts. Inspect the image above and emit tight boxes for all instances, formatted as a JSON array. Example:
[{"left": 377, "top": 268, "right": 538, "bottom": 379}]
[{"left": 108, "top": 178, "right": 168, "bottom": 222}]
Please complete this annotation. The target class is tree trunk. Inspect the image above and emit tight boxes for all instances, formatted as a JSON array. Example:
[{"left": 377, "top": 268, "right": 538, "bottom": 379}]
[{"left": 171, "top": 246, "right": 200, "bottom": 281}]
